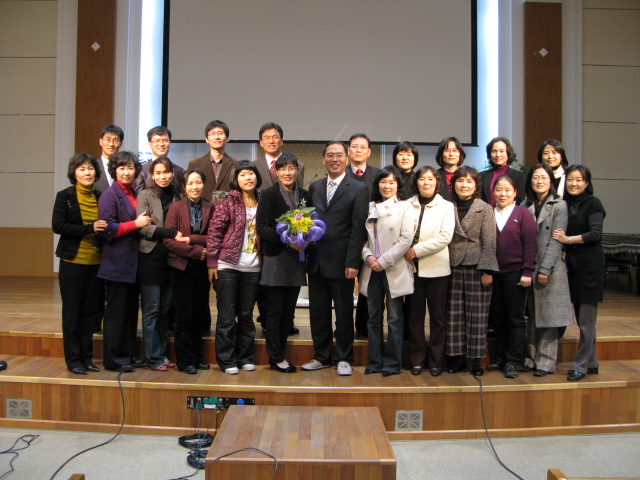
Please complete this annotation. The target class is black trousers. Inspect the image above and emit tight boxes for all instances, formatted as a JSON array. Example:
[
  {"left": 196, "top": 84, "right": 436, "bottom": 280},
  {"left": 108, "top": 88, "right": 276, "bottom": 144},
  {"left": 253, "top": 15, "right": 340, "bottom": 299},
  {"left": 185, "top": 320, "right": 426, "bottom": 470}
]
[
  {"left": 172, "top": 262, "right": 211, "bottom": 370},
  {"left": 308, "top": 273, "right": 355, "bottom": 365},
  {"left": 490, "top": 270, "right": 528, "bottom": 364},
  {"left": 59, "top": 261, "right": 104, "bottom": 369},
  {"left": 103, "top": 279, "right": 139, "bottom": 370},
  {"left": 263, "top": 285, "right": 300, "bottom": 364}
]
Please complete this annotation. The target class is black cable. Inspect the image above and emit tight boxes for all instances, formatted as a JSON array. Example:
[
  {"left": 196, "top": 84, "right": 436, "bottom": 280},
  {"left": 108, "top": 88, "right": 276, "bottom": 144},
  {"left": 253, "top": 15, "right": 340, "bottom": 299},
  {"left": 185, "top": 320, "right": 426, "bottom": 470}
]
[
  {"left": 48, "top": 371, "right": 128, "bottom": 480},
  {"left": 206, "top": 447, "right": 278, "bottom": 480},
  {"left": 473, "top": 375, "right": 525, "bottom": 480},
  {"left": 0, "top": 434, "right": 40, "bottom": 480},
  {"left": 169, "top": 408, "right": 219, "bottom": 480}
]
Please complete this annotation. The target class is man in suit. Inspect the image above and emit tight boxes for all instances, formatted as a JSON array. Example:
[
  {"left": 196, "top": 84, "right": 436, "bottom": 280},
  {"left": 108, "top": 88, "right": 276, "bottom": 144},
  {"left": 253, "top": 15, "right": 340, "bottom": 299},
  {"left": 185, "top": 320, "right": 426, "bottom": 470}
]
[
  {"left": 94, "top": 125, "right": 123, "bottom": 193},
  {"left": 254, "top": 122, "right": 304, "bottom": 335},
  {"left": 302, "top": 141, "right": 369, "bottom": 376},
  {"left": 133, "top": 126, "right": 184, "bottom": 193},
  {"left": 346, "top": 133, "right": 381, "bottom": 338},
  {"left": 254, "top": 122, "right": 305, "bottom": 191},
  {"left": 188, "top": 120, "right": 237, "bottom": 202}
]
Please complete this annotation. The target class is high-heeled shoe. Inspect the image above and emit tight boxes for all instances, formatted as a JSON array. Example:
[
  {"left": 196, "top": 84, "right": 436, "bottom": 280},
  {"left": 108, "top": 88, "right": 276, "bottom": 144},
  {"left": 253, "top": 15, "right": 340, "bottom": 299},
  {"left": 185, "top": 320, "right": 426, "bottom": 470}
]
[{"left": 270, "top": 362, "right": 296, "bottom": 373}]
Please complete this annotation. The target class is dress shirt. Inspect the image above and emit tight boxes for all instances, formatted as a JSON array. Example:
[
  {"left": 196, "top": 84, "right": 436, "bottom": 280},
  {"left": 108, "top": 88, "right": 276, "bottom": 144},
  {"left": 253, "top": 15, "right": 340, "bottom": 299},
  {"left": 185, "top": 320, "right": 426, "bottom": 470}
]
[{"left": 494, "top": 203, "right": 516, "bottom": 231}]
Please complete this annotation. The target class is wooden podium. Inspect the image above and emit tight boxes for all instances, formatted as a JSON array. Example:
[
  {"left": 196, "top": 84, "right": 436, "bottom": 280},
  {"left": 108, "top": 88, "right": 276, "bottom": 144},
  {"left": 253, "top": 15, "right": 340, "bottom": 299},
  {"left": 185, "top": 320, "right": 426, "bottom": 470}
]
[{"left": 206, "top": 405, "right": 396, "bottom": 479}]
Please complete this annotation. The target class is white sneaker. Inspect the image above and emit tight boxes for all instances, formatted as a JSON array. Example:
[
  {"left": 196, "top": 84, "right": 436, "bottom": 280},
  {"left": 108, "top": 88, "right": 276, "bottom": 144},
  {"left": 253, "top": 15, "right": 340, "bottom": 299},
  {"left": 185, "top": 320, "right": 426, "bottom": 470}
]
[
  {"left": 225, "top": 367, "right": 239, "bottom": 375},
  {"left": 241, "top": 364, "right": 255, "bottom": 371},
  {"left": 337, "top": 361, "right": 353, "bottom": 376},
  {"left": 301, "top": 359, "right": 330, "bottom": 371}
]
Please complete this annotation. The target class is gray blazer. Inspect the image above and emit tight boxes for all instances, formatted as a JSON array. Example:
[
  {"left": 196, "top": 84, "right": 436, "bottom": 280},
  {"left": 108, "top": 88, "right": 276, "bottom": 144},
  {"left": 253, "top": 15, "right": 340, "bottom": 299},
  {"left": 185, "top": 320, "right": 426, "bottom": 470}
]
[
  {"left": 523, "top": 196, "right": 574, "bottom": 328},
  {"left": 449, "top": 198, "right": 499, "bottom": 272},
  {"left": 136, "top": 188, "right": 178, "bottom": 254}
]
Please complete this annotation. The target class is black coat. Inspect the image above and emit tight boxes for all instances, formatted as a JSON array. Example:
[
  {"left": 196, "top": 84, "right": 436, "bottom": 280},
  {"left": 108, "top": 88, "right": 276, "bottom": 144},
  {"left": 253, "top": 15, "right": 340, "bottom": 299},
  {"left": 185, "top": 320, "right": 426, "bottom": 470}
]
[
  {"left": 52, "top": 186, "right": 102, "bottom": 261},
  {"left": 479, "top": 166, "right": 526, "bottom": 205}
]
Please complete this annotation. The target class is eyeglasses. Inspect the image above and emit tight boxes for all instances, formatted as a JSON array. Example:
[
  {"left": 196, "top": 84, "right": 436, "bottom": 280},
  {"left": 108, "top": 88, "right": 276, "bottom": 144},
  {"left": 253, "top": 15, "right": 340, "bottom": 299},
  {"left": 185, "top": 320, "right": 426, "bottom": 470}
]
[
  {"left": 262, "top": 135, "right": 281, "bottom": 142},
  {"left": 324, "top": 153, "right": 346, "bottom": 160},
  {"left": 532, "top": 175, "right": 550, "bottom": 181},
  {"left": 151, "top": 139, "right": 170, "bottom": 145},
  {"left": 277, "top": 167, "right": 298, "bottom": 173},
  {"left": 102, "top": 137, "right": 121, "bottom": 145},
  {"left": 349, "top": 145, "right": 368, "bottom": 151}
]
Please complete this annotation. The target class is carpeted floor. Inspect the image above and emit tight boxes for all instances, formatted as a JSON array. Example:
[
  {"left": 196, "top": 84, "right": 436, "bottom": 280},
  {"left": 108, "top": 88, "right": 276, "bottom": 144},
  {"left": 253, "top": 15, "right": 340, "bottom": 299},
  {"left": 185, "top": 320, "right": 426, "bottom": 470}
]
[{"left": 0, "top": 427, "right": 638, "bottom": 479}]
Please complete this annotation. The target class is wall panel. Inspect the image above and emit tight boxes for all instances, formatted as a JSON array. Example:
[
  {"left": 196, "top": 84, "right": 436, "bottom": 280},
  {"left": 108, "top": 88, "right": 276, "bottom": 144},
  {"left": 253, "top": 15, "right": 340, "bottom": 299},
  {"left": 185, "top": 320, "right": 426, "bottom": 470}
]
[
  {"left": 0, "top": 173, "right": 53, "bottom": 228},
  {"left": 592, "top": 180, "right": 640, "bottom": 234},
  {"left": 0, "top": 116, "right": 55, "bottom": 173},
  {"left": 582, "top": 123, "right": 640, "bottom": 179},
  {"left": 0, "top": 59, "right": 56, "bottom": 114},
  {"left": 0, "top": 1, "right": 57, "bottom": 57},
  {"left": 583, "top": 66, "right": 640, "bottom": 123},
  {"left": 583, "top": 9, "right": 640, "bottom": 66}
]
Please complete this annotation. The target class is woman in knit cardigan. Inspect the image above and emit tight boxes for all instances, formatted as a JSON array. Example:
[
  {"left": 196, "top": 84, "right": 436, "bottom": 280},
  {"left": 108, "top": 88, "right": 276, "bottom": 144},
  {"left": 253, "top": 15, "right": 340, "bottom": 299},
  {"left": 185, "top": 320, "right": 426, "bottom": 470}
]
[
  {"left": 486, "top": 175, "right": 537, "bottom": 379},
  {"left": 53, "top": 153, "right": 107, "bottom": 375}
]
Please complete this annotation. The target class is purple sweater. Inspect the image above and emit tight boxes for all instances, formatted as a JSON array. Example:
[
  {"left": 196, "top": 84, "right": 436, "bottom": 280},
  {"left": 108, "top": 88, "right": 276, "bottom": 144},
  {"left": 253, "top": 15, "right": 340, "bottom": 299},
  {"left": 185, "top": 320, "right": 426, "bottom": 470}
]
[{"left": 495, "top": 205, "right": 537, "bottom": 277}]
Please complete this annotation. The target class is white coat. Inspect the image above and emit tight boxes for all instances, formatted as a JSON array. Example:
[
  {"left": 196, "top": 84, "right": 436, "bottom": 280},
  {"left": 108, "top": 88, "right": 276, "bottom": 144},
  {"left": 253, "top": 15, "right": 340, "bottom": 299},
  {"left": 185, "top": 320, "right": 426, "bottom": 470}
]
[
  {"left": 409, "top": 194, "right": 455, "bottom": 278},
  {"left": 359, "top": 196, "right": 414, "bottom": 299}
]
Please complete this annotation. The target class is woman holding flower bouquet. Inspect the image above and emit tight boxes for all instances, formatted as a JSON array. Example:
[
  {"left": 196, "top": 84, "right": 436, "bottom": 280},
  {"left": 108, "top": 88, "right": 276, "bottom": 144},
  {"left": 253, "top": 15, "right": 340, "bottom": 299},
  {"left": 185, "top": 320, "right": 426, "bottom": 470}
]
[
  {"left": 256, "top": 153, "right": 311, "bottom": 373},
  {"left": 359, "top": 166, "right": 415, "bottom": 376},
  {"left": 207, "top": 160, "right": 263, "bottom": 375}
]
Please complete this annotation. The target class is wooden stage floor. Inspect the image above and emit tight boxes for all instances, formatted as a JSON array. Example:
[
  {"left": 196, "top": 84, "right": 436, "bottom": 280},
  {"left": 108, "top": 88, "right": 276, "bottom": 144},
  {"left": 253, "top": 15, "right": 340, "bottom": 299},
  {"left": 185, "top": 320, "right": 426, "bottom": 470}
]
[{"left": 0, "top": 277, "right": 639, "bottom": 439}]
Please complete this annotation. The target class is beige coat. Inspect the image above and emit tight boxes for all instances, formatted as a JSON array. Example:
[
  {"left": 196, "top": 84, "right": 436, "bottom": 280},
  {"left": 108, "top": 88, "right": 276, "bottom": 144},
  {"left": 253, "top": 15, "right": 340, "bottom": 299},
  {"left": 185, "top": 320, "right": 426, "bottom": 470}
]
[
  {"left": 449, "top": 198, "right": 499, "bottom": 272},
  {"left": 409, "top": 194, "right": 455, "bottom": 278},
  {"left": 359, "top": 197, "right": 414, "bottom": 299}
]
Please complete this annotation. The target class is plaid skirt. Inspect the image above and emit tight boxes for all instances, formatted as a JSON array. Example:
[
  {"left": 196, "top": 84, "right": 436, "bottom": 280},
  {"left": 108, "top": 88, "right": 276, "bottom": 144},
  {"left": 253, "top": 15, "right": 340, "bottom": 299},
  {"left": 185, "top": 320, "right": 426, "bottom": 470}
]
[{"left": 446, "top": 265, "right": 492, "bottom": 358}]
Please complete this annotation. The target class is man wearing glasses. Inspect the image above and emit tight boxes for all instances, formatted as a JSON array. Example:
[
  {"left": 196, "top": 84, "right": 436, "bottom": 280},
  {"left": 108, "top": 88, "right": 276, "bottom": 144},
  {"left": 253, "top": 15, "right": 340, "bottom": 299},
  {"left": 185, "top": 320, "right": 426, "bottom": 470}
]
[
  {"left": 133, "top": 126, "right": 184, "bottom": 192},
  {"left": 303, "top": 141, "right": 369, "bottom": 376},
  {"left": 188, "top": 120, "right": 237, "bottom": 201},
  {"left": 95, "top": 124, "right": 124, "bottom": 193},
  {"left": 254, "top": 122, "right": 305, "bottom": 191}
]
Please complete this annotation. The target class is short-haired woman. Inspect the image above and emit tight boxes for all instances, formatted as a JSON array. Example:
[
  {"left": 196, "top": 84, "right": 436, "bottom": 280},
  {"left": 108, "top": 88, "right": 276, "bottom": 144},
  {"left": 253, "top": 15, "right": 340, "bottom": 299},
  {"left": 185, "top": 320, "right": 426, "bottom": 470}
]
[
  {"left": 208, "top": 160, "right": 263, "bottom": 374},
  {"left": 53, "top": 153, "right": 107, "bottom": 374},
  {"left": 435, "top": 137, "right": 466, "bottom": 201},
  {"left": 479, "top": 137, "right": 526, "bottom": 206},
  {"left": 404, "top": 166, "right": 454, "bottom": 376},
  {"left": 392, "top": 141, "right": 419, "bottom": 198},
  {"left": 538, "top": 139, "right": 569, "bottom": 197},
  {"left": 98, "top": 151, "right": 151, "bottom": 372}
]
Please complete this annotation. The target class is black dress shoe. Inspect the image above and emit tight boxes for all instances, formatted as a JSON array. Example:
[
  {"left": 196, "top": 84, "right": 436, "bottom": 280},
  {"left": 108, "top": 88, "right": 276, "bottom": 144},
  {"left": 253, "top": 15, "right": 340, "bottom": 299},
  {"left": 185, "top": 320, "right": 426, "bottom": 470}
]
[
  {"left": 69, "top": 367, "right": 87, "bottom": 375},
  {"left": 411, "top": 367, "right": 423, "bottom": 376},
  {"left": 382, "top": 370, "right": 400, "bottom": 377},
  {"left": 197, "top": 363, "right": 210, "bottom": 370},
  {"left": 364, "top": 367, "right": 381, "bottom": 375},
  {"left": 518, "top": 365, "right": 534, "bottom": 372},
  {"left": 270, "top": 362, "right": 296, "bottom": 373},
  {"left": 115, "top": 365, "right": 135, "bottom": 373},
  {"left": 447, "top": 357, "right": 467, "bottom": 374},
  {"left": 534, "top": 369, "right": 552, "bottom": 377},
  {"left": 84, "top": 363, "right": 100, "bottom": 372},
  {"left": 430, "top": 368, "right": 442, "bottom": 377},
  {"left": 182, "top": 365, "right": 197, "bottom": 375},
  {"left": 470, "top": 360, "right": 484, "bottom": 377},
  {"left": 132, "top": 359, "right": 146, "bottom": 368},
  {"left": 587, "top": 367, "right": 599, "bottom": 375},
  {"left": 567, "top": 370, "right": 586, "bottom": 381},
  {"left": 288, "top": 325, "right": 300, "bottom": 335}
]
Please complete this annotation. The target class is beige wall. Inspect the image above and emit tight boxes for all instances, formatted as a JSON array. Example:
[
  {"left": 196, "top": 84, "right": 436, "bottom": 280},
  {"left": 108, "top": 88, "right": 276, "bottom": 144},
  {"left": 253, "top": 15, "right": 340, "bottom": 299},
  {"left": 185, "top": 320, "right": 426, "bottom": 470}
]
[
  {"left": 582, "top": 0, "right": 640, "bottom": 233},
  {"left": 0, "top": 1, "right": 57, "bottom": 274}
]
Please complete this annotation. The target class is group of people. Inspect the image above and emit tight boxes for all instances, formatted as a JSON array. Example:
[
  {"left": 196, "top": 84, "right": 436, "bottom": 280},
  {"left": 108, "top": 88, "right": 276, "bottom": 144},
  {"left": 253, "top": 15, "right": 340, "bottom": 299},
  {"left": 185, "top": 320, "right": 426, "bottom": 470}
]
[{"left": 53, "top": 122, "right": 605, "bottom": 383}]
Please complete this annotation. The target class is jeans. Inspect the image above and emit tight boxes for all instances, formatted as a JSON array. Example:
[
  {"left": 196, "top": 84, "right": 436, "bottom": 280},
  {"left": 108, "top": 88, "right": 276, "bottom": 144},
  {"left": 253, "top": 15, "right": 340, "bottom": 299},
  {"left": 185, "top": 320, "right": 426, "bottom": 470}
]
[
  {"left": 140, "top": 283, "right": 171, "bottom": 369},
  {"left": 366, "top": 270, "right": 404, "bottom": 373},
  {"left": 215, "top": 269, "right": 259, "bottom": 369}
]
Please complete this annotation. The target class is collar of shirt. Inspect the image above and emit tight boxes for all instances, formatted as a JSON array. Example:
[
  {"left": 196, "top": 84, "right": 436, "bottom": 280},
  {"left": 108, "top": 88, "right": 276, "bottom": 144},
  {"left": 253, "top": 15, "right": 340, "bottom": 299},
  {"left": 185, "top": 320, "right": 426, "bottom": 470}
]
[
  {"left": 494, "top": 203, "right": 516, "bottom": 231},
  {"left": 101, "top": 155, "right": 114, "bottom": 185},
  {"left": 350, "top": 164, "right": 366, "bottom": 176},
  {"left": 328, "top": 171, "right": 346, "bottom": 188},
  {"left": 266, "top": 153, "right": 281, "bottom": 169}
]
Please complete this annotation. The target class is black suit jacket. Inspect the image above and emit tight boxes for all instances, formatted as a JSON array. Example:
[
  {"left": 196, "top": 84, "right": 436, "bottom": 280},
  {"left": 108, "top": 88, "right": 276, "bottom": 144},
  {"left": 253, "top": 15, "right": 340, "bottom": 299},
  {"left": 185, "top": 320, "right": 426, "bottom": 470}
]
[
  {"left": 188, "top": 152, "right": 237, "bottom": 202},
  {"left": 307, "top": 175, "right": 369, "bottom": 278},
  {"left": 52, "top": 186, "right": 102, "bottom": 261},
  {"left": 94, "top": 156, "right": 111, "bottom": 194},
  {"left": 479, "top": 166, "right": 526, "bottom": 205},
  {"left": 436, "top": 168, "right": 452, "bottom": 202},
  {"left": 346, "top": 164, "right": 380, "bottom": 201},
  {"left": 256, "top": 183, "right": 311, "bottom": 257}
]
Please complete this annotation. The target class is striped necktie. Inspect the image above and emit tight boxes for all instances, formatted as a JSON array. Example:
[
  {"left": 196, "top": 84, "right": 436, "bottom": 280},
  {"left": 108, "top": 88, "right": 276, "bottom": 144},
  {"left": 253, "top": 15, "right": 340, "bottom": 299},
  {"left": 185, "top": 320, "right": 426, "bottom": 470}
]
[{"left": 327, "top": 180, "right": 336, "bottom": 204}]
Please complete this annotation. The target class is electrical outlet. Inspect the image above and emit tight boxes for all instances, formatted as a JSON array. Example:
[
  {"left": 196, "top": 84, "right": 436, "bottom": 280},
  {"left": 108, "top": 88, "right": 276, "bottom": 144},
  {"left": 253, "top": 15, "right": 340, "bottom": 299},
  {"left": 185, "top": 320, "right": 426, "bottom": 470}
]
[{"left": 186, "top": 396, "right": 255, "bottom": 410}]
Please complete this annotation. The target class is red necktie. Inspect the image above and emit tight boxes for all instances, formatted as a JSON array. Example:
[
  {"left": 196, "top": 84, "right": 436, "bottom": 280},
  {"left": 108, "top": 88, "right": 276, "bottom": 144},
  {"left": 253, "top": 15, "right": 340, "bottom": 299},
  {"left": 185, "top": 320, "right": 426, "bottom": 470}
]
[
  {"left": 356, "top": 169, "right": 363, "bottom": 176},
  {"left": 269, "top": 161, "right": 277, "bottom": 177}
]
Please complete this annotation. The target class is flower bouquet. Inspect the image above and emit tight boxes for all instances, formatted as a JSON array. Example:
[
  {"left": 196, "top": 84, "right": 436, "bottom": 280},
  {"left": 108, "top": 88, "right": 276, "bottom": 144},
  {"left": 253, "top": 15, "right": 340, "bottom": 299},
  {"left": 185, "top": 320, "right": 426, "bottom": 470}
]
[{"left": 275, "top": 200, "right": 326, "bottom": 261}]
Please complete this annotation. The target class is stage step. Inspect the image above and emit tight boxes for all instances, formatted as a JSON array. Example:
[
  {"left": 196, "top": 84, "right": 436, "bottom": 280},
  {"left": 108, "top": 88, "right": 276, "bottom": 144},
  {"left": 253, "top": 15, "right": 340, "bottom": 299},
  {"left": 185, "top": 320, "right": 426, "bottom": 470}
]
[{"left": 0, "top": 355, "right": 638, "bottom": 441}]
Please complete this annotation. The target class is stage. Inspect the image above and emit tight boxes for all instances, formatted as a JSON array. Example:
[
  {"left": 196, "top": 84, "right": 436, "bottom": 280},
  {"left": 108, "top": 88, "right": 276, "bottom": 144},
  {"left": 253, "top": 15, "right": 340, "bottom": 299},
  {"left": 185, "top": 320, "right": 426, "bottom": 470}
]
[{"left": 0, "top": 277, "right": 638, "bottom": 440}]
